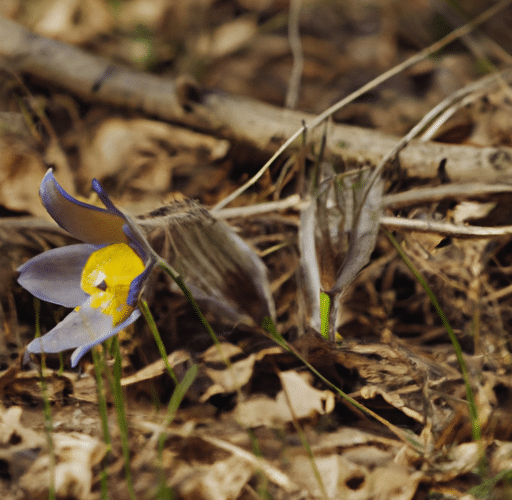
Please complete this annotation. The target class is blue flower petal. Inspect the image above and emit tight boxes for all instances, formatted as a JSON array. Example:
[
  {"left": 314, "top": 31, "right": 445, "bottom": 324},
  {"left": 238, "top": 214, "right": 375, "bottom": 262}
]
[
  {"left": 126, "top": 263, "right": 154, "bottom": 307},
  {"left": 70, "top": 308, "right": 141, "bottom": 367},
  {"left": 17, "top": 244, "right": 97, "bottom": 307},
  {"left": 40, "top": 170, "right": 129, "bottom": 246},
  {"left": 25, "top": 298, "right": 141, "bottom": 367},
  {"left": 122, "top": 224, "right": 149, "bottom": 262},
  {"left": 92, "top": 179, "right": 125, "bottom": 216}
]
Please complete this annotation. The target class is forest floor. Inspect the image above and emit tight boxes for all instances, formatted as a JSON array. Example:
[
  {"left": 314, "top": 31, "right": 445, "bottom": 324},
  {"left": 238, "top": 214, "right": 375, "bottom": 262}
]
[{"left": 1, "top": 0, "right": 512, "bottom": 499}]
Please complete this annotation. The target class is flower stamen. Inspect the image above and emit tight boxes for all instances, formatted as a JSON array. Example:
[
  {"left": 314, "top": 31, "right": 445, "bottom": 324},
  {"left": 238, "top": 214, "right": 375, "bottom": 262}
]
[{"left": 81, "top": 243, "right": 145, "bottom": 326}]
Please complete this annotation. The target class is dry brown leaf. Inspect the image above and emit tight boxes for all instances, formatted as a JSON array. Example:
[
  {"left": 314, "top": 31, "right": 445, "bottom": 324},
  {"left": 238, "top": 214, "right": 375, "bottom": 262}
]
[
  {"left": 33, "top": 0, "right": 113, "bottom": 45},
  {"left": 359, "top": 384, "right": 425, "bottom": 423},
  {"left": 365, "top": 466, "right": 423, "bottom": 500},
  {"left": 430, "top": 443, "right": 480, "bottom": 482},
  {"left": 70, "top": 372, "right": 99, "bottom": 403},
  {"left": 121, "top": 349, "right": 191, "bottom": 386},
  {"left": 0, "top": 134, "right": 48, "bottom": 216},
  {"left": 200, "top": 343, "right": 256, "bottom": 400},
  {"left": 490, "top": 441, "right": 512, "bottom": 473},
  {"left": 201, "top": 434, "right": 302, "bottom": 494},
  {"left": 197, "top": 16, "right": 258, "bottom": 59},
  {"left": 451, "top": 201, "right": 496, "bottom": 224},
  {"left": 5, "top": 370, "right": 72, "bottom": 405},
  {"left": 290, "top": 453, "right": 422, "bottom": 500},
  {"left": 80, "top": 117, "right": 229, "bottom": 193},
  {"left": 0, "top": 406, "right": 32, "bottom": 445},
  {"left": 236, "top": 369, "right": 335, "bottom": 427},
  {"left": 0, "top": 406, "right": 46, "bottom": 484},
  {"left": 20, "top": 432, "right": 106, "bottom": 500},
  {"left": 116, "top": 0, "right": 170, "bottom": 31},
  {"left": 0, "top": 406, "right": 105, "bottom": 499},
  {"left": 312, "top": 426, "right": 402, "bottom": 451},
  {"left": 290, "top": 454, "right": 358, "bottom": 499},
  {"left": 201, "top": 342, "right": 244, "bottom": 363},
  {"left": 175, "top": 454, "right": 253, "bottom": 500}
]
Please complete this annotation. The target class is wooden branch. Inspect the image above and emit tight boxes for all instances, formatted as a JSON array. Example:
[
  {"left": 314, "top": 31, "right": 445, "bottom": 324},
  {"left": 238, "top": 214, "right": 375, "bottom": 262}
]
[
  {"left": 382, "top": 183, "right": 512, "bottom": 209},
  {"left": 380, "top": 216, "right": 512, "bottom": 238},
  {"left": 204, "top": 92, "right": 512, "bottom": 185},
  {"left": 0, "top": 18, "right": 211, "bottom": 129},
  {"left": 2, "top": 17, "right": 512, "bottom": 184}
]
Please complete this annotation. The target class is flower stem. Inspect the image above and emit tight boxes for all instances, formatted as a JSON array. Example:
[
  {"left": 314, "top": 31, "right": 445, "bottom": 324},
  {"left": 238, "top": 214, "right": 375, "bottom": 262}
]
[
  {"left": 156, "top": 259, "right": 221, "bottom": 348},
  {"left": 157, "top": 364, "right": 198, "bottom": 492},
  {"left": 156, "top": 259, "right": 234, "bottom": 378},
  {"left": 34, "top": 298, "right": 56, "bottom": 500},
  {"left": 139, "top": 299, "right": 178, "bottom": 384},
  {"left": 92, "top": 348, "right": 111, "bottom": 500},
  {"left": 110, "top": 337, "right": 137, "bottom": 500}
]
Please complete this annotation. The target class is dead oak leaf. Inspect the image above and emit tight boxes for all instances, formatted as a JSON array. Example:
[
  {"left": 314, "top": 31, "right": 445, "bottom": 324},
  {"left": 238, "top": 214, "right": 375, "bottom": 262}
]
[
  {"left": 200, "top": 343, "right": 256, "bottom": 401},
  {"left": 236, "top": 369, "right": 335, "bottom": 427}
]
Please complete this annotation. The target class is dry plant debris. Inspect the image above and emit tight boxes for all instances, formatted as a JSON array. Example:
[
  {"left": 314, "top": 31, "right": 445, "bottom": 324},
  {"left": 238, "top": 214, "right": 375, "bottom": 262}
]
[{"left": 1, "top": 0, "right": 512, "bottom": 499}]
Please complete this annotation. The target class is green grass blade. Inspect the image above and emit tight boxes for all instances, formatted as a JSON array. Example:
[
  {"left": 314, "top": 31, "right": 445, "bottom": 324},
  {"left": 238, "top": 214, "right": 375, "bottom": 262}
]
[
  {"left": 92, "top": 348, "right": 111, "bottom": 500},
  {"left": 155, "top": 363, "right": 198, "bottom": 499},
  {"left": 140, "top": 299, "right": 178, "bottom": 384},
  {"left": 34, "top": 298, "right": 56, "bottom": 500},
  {"left": 247, "top": 429, "right": 272, "bottom": 500},
  {"left": 469, "top": 469, "right": 512, "bottom": 498},
  {"left": 261, "top": 317, "right": 423, "bottom": 451},
  {"left": 384, "top": 229, "right": 481, "bottom": 443},
  {"left": 110, "top": 336, "right": 137, "bottom": 500},
  {"left": 157, "top": 260, "right": 220, "bottom": 348},
  {"left": 163, "top": 363, "right": 198, "bottom": 427}
]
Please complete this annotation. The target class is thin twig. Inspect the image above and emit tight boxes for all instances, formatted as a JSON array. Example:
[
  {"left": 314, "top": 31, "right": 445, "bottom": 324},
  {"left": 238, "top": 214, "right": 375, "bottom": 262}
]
[
  {"left": 285, "top": 0, "right": 304, "bottom": 109},
  {"left": 212, "top": 0, "right": 512, "bottom": 211},
  {"left": 484, "top": 282, "right": 512, "bottom": 303},
  {"left": 361, "top": 66, "right": 512, "bottom": 215},
  {"left": 382, "top": 183, "right": 512, "bottom": 209},
  {"left": 214, "top": 194, "right": 301, "bottom": 218},
  {"left": 202, "top": 435, "right": 302, "bottom": 494},
  {"left": 381, "top": 216, "right": 512, "bottom": 238}
]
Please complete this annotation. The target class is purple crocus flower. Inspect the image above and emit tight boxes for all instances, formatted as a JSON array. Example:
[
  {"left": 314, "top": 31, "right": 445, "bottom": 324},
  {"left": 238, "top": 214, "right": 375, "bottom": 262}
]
[{"left": 18, "top": 170, "right": 155, "bottom": 367}]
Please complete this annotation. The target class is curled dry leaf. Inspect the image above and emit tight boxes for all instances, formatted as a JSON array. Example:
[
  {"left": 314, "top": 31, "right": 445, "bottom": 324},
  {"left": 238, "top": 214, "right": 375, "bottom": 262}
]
[
  {"left": 196, "top": 16, "right": 258, "bottom": 59},
  {"left": 290, "top": 453, "right": 423, "bottom": 500},
  {"left": 20, "top": 432, "right": 107, "bottom": 500},
  {"left": 80, "top": 117, "right": 229, "bottom": 194},
  {"left": 175, "top": 454, "right": 253, "bottom": 500},
  {"left": 0, "top": 134, "right": 48, "bottom": 217},
  {"left": 490, "top": 442, "right": 512, "bottom": 474},
  {"left": 0, "top": 406, "right": 105, "bottom": 500},
  {"left": 429, "top": 443, "right": 481, "bottom": 482},
  {"left": 359, "top": 385, "right": 426, "bottom": 423},
  {"left": 451, "top": 200, "right": 496, "bottom": 224},
  {"left": 236, "top": 369, "right": 335, "bottom": 427},
  {"left": 200, "top": 343, "right": 256, "bottom": 400},
  {"left": 0, "top": 406, "right": 45, "bottom": 486},
  {"left": 0, "top": 406, "right": 44, "bottom": 450},
  {"left": 33, "top": 0, "right": 113, "bottom": 45},
  {"left": 121, "top": 349, "right": 191, "bottom": 387}
]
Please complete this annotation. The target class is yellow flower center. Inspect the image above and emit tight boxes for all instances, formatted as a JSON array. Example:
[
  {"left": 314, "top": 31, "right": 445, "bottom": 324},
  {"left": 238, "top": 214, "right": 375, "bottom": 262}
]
[{"left": 81, "top": 243, "right": 145, "bottom": 326}]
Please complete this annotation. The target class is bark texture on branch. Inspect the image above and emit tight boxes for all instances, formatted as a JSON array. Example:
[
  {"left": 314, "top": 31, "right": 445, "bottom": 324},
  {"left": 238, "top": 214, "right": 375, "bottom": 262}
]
[{"left": 1, "top": 17, "right": 512, "bottom": 184}]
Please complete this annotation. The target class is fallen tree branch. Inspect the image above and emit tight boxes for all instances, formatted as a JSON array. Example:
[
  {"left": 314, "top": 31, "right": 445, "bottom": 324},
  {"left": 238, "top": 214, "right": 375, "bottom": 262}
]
[
  {"left": 2, "top": 16, "right": 512, "bottom": 188},
  {"left": 382, "top": 183, "right": 512, "bottom": 209},
  {"left": 380, "top": 216, "right": 512, "bottom": 238}
]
